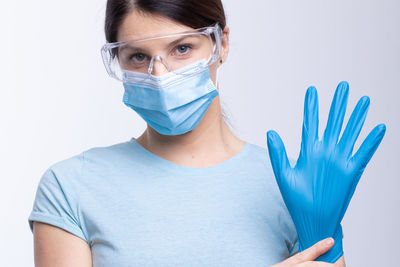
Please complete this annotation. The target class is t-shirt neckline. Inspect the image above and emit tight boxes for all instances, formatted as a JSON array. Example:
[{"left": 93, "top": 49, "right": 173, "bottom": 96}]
[{"left": 128, "top": 137, "right": 251, "bottom": 174}]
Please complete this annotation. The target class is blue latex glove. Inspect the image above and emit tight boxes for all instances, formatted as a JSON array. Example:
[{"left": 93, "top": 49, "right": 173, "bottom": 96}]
[{"left": 266, "top": 81, "right": 386, "bottom": 263}]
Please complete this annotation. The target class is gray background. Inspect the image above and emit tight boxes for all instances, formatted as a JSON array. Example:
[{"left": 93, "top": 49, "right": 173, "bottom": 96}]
[{"left": 0, "top": 0, "right": 398, "bottom": 266}]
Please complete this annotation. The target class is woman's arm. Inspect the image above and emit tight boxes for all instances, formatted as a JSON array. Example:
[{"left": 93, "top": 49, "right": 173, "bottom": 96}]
[
  {"left": 335, "top": 255, "right": 346, "bottom": 267},
  {"left": 33, "top": 221, "right": 92, "bottom": 267}
]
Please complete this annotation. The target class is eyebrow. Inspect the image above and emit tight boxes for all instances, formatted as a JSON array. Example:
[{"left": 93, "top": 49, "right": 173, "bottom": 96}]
[
  {"left": 118, "top": 46, "right": 146, "bottom": 54},
  {"left": 166, "top": 35, "right": 201, "bottom": 49},
  {"left": 118, "top": 35, "right": 202, "bottom": 54}
]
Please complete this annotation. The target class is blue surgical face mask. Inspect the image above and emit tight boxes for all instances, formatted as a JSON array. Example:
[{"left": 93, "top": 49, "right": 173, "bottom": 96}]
[{"left": 121, "top": 59, "right": 219, "bottom": 136}]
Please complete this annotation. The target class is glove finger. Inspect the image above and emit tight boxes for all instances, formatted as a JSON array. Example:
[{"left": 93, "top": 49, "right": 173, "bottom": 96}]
[
  {"left": 322, "top": 81, "right": 349, "bottom": 147},
  {"left": 350, "top": 123, "right": 386, "bottom": 171},
  {"left": 300, "top": 86, "right": 319, "bottom": 156},
  {"left": 267, "top": 130, "right": 291, "bottom": 190},
  {"left": 338, "top": 96, "right": 370, "bottom": 159},
  {"left": 337, "top": 124, "right": 386, "bottom": 226}
]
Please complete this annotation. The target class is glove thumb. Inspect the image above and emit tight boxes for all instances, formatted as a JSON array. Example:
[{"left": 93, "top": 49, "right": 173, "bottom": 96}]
[{"left": 267, "top": 130, "right": 291, "bottom": 190}]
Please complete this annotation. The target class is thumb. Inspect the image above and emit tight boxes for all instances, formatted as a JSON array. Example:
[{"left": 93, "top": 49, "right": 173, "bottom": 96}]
[
  {"left": 287, "top": 238, "right": 335, "bottom": 264},
  {"left": 267, "top": 130, "right": 291, "bottom": 189}
]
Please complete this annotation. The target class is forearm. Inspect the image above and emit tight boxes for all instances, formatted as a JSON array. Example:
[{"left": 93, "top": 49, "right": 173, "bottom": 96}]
[{"left": 335, "top": 254, "right": 346, "bottom": 267}]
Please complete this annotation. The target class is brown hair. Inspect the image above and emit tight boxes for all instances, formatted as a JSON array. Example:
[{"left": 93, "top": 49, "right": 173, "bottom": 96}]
[{"left": 105, "top": 0, "right": 227, "bottom": 43}]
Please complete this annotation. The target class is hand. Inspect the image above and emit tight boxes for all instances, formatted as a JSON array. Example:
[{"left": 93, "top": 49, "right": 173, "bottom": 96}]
[
  {"left": 267, "top": 81, "right": 386, "bottom": 263},
  {"left": 271, "top": 237, "right": 342, "bottom": 267}
]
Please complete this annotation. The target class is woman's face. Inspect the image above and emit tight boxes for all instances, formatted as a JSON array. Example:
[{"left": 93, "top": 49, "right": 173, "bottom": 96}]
[{"left": 117, "top": 10, "right": 229, "bottom": 84}]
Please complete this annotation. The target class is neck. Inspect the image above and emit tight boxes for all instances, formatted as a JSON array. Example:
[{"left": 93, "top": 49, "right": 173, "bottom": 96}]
[{"left": 135, "top": 96, "right": 245, "bottom": 167}]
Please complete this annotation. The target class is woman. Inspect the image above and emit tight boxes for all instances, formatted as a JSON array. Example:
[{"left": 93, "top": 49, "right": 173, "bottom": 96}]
[{"left": 28, "top": 0, "right": 386, "bottom": 266}]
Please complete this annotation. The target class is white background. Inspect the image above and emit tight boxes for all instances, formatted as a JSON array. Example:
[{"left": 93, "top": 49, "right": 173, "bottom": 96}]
[{"left": 0, "top": 0, "right": 399, "bottom": 266}]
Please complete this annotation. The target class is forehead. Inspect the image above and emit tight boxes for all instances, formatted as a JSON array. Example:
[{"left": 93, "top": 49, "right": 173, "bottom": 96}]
[{"left": 117, "top": 10, "right": 195, "bottom": 42}]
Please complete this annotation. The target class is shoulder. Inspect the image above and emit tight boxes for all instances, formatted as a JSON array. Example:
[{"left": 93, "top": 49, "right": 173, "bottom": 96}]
[
  {"left": 245, "top": 141, "right": 297, "bottom": 167},
  {"left": 238, "top": 141, "right": 288, "bottom": 205},
  {"left": 50, "top": 138, "right": 133, "bottom": 169},
  {"left": 29, "top": 139, "right": 134, "bottom": 233},
  {"left": 244, "top": 141, "right": 273, "bottom": 167},
  {"left": 41, "top": 139, "right": 134, "bottom": 190},
  {"left": 245, "top": 141, "right": 299, "bottom": 253},
  {"left": 242, "top": 141, "right": 277, "bottom": 183},
  {"left": 246, "top": 141, "right": 269, "bottom": 155}
]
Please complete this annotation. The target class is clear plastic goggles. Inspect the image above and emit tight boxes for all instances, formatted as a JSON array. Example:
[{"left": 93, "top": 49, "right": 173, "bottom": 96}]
[{"left": 101, "top": 23, "right": 223, "bottom": 82}]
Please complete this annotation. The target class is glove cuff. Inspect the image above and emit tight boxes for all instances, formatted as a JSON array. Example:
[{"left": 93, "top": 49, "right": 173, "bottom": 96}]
[{"left": 315, "top": 224, "right": 344, "bottom": 263}]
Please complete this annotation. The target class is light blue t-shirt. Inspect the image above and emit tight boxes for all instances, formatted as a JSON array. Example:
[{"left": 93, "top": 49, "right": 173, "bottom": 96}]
[{"left": 28, "top": 137, "right": 298, "bottom": 266}]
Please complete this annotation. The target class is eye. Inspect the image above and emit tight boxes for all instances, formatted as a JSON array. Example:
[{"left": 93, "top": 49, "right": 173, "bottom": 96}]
[
  {"left": 129, "top": 53, "right": 147, "bottom": 63},
  {"left": 174, "top": 44, "right": 192, "bottom": 55}
]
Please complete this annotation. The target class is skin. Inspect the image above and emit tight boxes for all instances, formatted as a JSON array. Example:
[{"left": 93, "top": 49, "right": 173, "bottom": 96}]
[
  {"left": 118, "top": 11, "right": 245, "bottom": 168},
  {"left": 33, "top": 9, "right": 346, "bottom": 267}
]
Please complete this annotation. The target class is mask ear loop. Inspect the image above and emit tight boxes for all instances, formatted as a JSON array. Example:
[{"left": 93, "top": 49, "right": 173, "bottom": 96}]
[
  {"left": 215, "top": 24, "right": 224, "bottom": 90},
  {"left": 216, "top": 67, "right": 220, "bottom": 90},
  {"left": 216, "top": 52, "right": 225, "bottom": 90}
]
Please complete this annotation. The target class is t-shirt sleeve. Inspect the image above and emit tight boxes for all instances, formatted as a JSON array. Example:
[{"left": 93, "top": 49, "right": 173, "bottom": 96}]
[{"left": 28, "top": 154, "right": 89, "bottom": 245}]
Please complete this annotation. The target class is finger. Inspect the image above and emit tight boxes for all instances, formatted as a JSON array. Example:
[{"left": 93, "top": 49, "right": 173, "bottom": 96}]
[
  {"left": 350, "top": 123, "right": 386, "bottom": 171},
  {"left": 267, "top": 130, "right": 291, "bottom": 189},
  {"left": 286, "top": 238, "right": 334, "bottom": 265},
  {"left": 322, "top": 81, "right": 349, "bottom": 147},
  {"left": 338, "top": 96, "right": 370, "bottom": 159},
  {"left": 300, "top": 86, "right": 319, "bottom": 155}
]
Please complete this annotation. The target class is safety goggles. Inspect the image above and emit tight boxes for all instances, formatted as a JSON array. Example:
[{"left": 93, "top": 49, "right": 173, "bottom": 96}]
[{"left": 101, "top": 23, "right": 223, "bottom": 82}]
